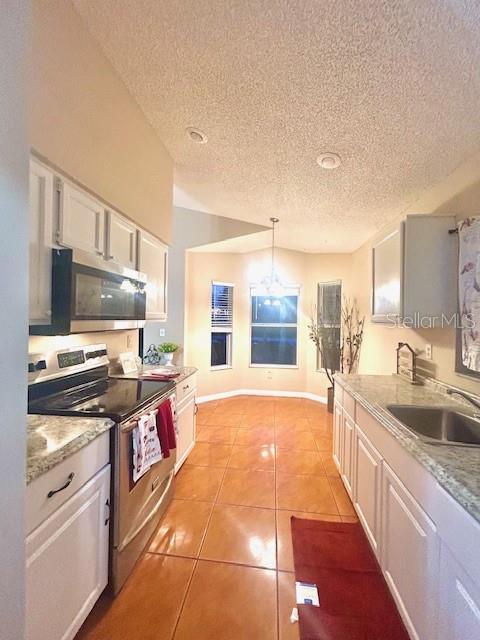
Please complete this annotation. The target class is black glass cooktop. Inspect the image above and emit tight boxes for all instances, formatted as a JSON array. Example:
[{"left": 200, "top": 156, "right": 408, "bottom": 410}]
[{"left": 28, "top": 376, "right": 175, "bottom": 422}]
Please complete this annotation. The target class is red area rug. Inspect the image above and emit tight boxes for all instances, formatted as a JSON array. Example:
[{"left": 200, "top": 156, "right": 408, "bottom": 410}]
[{"left": 291, "top": 517, "right": 410, "bottom": 640}]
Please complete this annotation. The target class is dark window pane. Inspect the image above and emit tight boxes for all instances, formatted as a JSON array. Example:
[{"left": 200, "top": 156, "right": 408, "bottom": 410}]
[
  {"left": 251, "top": 326, "right": 297, "bottom": 365},
  {"left": 251, "top": 295, "right": 298, "bottom": 324},
  {"left": 211, "top": 333, "right": 229, "bottom": 367},
  {"left": 320, "top": 283, "right": 341, "bottom": 326},
  {"left": 319, "top": 327, "right": 341, "bottom": 371}
]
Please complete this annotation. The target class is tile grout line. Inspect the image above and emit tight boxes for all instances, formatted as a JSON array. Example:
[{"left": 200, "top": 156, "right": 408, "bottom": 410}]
[
  {"left": 170, "top": 406, "right": 239, "bottom": 640},
  {"left": 174, "top": 398, "right": 332, "bottom": 639}
]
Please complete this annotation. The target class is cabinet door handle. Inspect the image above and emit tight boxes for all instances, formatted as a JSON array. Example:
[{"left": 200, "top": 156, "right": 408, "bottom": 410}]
[
  {"left": 183, "top": 384, "right": 190, "bottom": 392},
  {"left": 104, "top": 499, "right": 110, "bottom": 526},
  {"left": 47, "top": 472, "right": 75, "bottom": 499}
]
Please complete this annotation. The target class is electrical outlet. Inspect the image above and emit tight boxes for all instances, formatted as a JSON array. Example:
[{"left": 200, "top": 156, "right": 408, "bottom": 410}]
[
  {"left": 266, "top": 370, "right": 273, "bottom": 380},
  {"left": 159, "top": 328, "right": 166, "bottom": 337},
  {"left": 425, "top": 343, "right": 432, "bottom": 360},
  {"left": 126, "top": 334, "right": 133, "bottom": 349}
]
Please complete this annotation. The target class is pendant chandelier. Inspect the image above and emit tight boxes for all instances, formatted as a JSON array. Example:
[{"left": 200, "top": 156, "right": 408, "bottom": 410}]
[{"left": 260, "top": 217, "right": 284, "bottom": 302}]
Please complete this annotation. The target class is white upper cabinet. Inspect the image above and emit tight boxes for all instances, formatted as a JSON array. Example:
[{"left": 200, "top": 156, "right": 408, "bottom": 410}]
[
  {"left": 57, "top": 181, "right": 105, "bottom": 257},
  {"left": 372, "top": 214, "right": 457, "bottom": 325},
  {"left": 29, "top": 159, "right": 55, "bottom": 325},
  {"left": 137, "top": 229, "right": 168, "bottom": 321},
  {"left": 105, "top": 209, "right": 137, "bottom": 269}
]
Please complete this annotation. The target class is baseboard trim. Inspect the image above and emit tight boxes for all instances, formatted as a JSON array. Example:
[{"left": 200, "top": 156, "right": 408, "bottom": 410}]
[{"left": 196, "top": 389, "right": 327, "bottom": 404}]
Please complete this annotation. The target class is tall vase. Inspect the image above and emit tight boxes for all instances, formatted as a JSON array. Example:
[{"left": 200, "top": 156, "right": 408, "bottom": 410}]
[{"left": 327, "top": 386, "right": 334, "bottom": 413}]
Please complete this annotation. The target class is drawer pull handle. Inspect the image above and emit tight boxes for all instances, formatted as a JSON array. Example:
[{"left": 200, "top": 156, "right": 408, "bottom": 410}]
[
  {"left": 183, "top": 385, "right": 189, "bottom": 391},
  {"left": 47, "top": 472, "right": 75, "bottom": 499},
  {"left": 104, "top": 499, "right": 110, "bottom": 526}
]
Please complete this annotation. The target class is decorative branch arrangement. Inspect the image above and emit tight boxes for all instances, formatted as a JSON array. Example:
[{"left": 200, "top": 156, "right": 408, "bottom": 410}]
[
  {"left": 308, "top": 297, "right": 365, "bottom": 388},
  {"left": 341, "top": 298, "right": 365, "bottom": 375}
]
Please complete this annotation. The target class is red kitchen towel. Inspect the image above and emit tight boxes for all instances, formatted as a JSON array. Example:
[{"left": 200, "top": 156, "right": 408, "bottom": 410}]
[{"left": 156, "top": 399, "right": 176, "bottom": 458}]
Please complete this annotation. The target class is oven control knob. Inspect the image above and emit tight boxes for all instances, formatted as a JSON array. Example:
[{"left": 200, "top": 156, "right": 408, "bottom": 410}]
[{"left": 35, "top": 360, "right": 47, "bottom": 371}]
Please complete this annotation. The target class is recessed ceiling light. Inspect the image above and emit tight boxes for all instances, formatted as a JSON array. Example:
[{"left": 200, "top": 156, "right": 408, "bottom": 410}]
[
  {"left": 186, "top": 127, "right": 208, "bottom": 144},
  {"left": 317, "top": 152, "right": 341, "bottom": 169}
]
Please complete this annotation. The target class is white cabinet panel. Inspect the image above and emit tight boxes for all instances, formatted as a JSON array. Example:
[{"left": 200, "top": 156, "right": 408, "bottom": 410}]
[
  {"left": 341, "top": 412, "right": 354, "bottom": 497},
  {"left": 438, "top": 544, "right": 480, "bottom": 640},
  {"left": 381, "top": 462, "right": 438, "bottom": 640},
  {"left": 26, "top": 464, "right": 110, "bottom": 640},
  {"left": 333, "top": 401, "right": 343, "bottom": 471},
  {"left": 29, "top": 159, "right": 54, "bottom": 325},
  {"left": 372, "top": 215, "right": 456, "bottom": 325},
  {"left": 58, "top": 181, "right": 105, "bottom": 257},
  {"left": 137, "top": 229, "right": 168, "bottom": 320},
  {"left": 106, "top": 209, "right": 137, "bottom": 268},
  {"left": 175, "top": 393, "right": 196, "bottom": 473},
  {"left": 353, "top": 424, "right": 382, "bottom": 556}
]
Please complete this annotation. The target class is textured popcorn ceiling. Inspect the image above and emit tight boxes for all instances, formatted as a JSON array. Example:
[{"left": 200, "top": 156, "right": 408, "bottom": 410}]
[{"left": 73, "top": 0, "right": 480, "bottom": 253}]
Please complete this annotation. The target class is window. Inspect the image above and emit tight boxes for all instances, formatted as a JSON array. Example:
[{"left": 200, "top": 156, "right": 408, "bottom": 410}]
[
  {"left": 316, "top": 281, "right": 342, "bottom": 371},
  {"left": 211, "top": 282, "right": 233, "bottom": 368},
  {"left": 250, "top": 287, "right": 299, "bottom": 366}
]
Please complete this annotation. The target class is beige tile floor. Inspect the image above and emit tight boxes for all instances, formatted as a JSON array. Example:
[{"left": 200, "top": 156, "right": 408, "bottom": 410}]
[{"left": 76, "top": 396, "right": 357, "bottom": 640}]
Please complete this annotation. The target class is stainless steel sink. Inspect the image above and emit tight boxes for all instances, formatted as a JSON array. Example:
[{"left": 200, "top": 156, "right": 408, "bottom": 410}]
[{"left": 386, "top": 405, "right": 480, "bottom": 447}]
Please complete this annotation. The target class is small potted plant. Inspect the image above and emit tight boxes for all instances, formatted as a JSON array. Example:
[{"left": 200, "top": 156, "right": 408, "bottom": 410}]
[{"left": 157, "top": 342, "right": 180, "bottom": 367}]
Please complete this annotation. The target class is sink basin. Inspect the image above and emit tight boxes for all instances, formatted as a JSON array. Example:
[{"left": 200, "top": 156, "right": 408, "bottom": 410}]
[{"left": 386, "top": 405, "right": 480, "bottom": 447}]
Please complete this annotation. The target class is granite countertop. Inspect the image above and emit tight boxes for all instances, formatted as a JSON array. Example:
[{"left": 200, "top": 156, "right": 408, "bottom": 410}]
[
  {"left": 111, "top": 365, "right": 197, "bottom": 385},
  {"left": 335, "top": 374, "right": 480, "bottom": 523},
  {"left": 27, "top": 414, "right": 114, "bottom": 485}
]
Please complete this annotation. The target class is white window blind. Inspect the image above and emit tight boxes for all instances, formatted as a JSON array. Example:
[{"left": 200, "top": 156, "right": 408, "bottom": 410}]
[{"left": 211, "top": 282, "right": 233, "bottom": 330}]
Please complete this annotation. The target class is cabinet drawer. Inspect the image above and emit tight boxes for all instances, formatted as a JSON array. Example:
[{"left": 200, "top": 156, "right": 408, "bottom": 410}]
[
  {"left": 176, "top": 374, "right": 197, "bottom": 404},
  {"left": 26, "top": 431, "right": 110, "bottom": 535}
]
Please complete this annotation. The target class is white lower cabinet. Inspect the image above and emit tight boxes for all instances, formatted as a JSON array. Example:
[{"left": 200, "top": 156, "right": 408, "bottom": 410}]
[
  {"left": 175, "top": 374, "right": 197, "bottom": 473},
  {"left": 26, "top": 463, "right": 110, "bottom": 640},
  {"left": 352, "top": 425, "right": 382, "bottom": 556},
  {"left": 438, "top": 545, "right": 480, "bottom": 640},
  {"left": 333, "top": 382, "right": 480, "bottom": 640},
  {"left": 341, "top": 412, "right": 354, "bottom": 496},
  {"left": 333, "top": 401, "right": 343, "bottom": 470},
  {"left": 381, "top": 462, "right": 439, "bottom": 640},
  {"left": 176, "top": 394, "right": 196, "bottom": 473}
]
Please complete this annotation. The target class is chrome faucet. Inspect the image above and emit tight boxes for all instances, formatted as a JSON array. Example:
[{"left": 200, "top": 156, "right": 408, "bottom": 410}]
[{"left": 446, "top": 388, "right": 480, "bottom": 417}]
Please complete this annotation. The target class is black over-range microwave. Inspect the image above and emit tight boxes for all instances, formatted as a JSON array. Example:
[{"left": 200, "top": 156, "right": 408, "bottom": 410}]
[{"left": 30, "top": 249, "right": 147, "bottom": 335}]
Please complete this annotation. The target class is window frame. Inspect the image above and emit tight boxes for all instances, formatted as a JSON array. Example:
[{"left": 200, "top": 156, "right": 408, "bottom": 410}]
[
  {"left": 249, "top": 285, "right": 300, "bottom": 369},
  {"left": 210, "top": 281, "right": 234, "bottom": 370},
  {"left": 316, "top": 280, "right": 342, "bottom": 372}
]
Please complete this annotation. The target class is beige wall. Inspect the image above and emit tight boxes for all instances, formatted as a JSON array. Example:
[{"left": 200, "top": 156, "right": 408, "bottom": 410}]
[
  {"left": 351, "top": 151, "right": 480, "bottom": 396},
  {"left": 185, "top": 248, "right": 350, "bottom": 398},
  {"left": 186, "top": 150, "right": 480, "bottom": 399},
  {"left": 31, "top": 0, "right": 173, "bottom": 243}
]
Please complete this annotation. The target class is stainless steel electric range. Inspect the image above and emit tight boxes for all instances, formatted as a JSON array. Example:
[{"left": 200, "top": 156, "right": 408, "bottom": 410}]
[{"left": 28, "top": 343, "right": 177, "bottom": 594}]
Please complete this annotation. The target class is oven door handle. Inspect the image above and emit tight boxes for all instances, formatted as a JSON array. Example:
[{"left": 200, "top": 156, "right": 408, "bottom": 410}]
[
  {"left": 117, "top": 470, "right": 174, "bottom": 552},
  {"left": 120, "top": 393, "right": 175, "bottom": 433}
]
